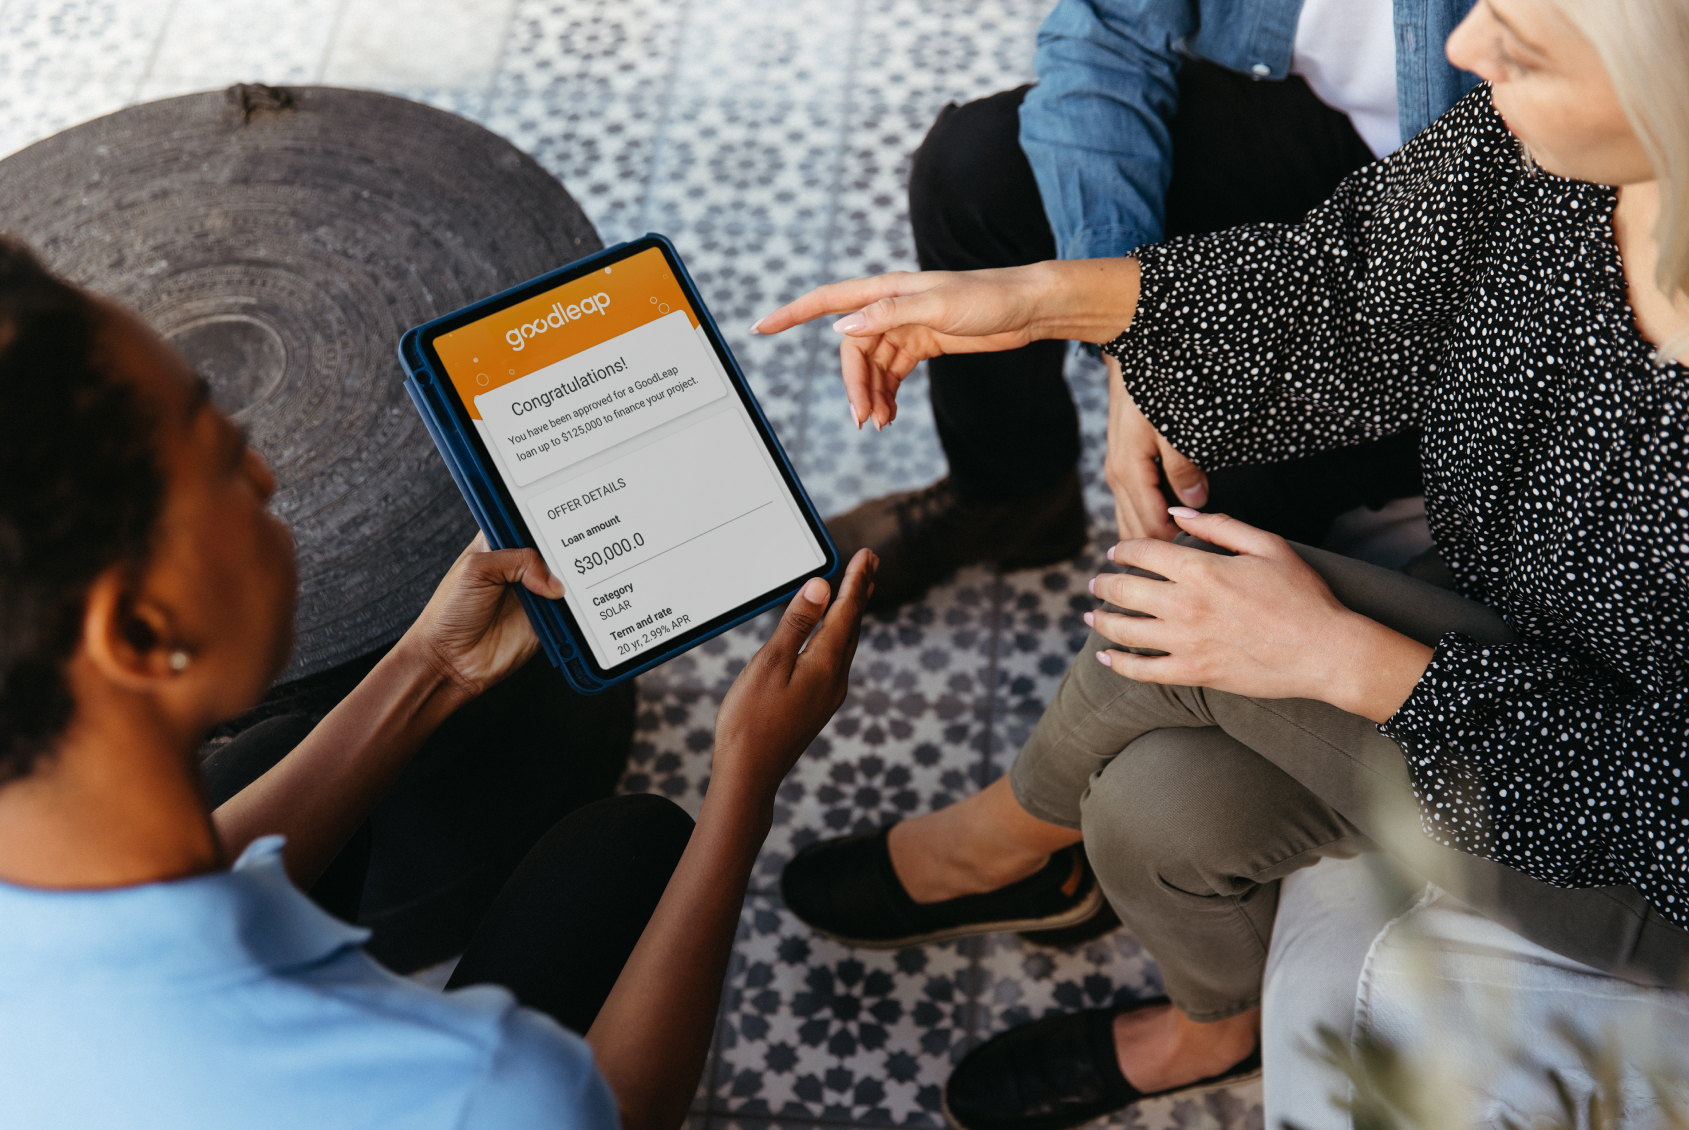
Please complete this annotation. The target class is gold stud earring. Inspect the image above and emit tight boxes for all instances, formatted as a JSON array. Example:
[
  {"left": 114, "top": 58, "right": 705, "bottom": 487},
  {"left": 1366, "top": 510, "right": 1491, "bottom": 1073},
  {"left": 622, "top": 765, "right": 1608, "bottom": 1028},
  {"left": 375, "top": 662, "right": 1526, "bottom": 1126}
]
[{"left": 169, "top": 650, "right": 190, "bottom": 672}]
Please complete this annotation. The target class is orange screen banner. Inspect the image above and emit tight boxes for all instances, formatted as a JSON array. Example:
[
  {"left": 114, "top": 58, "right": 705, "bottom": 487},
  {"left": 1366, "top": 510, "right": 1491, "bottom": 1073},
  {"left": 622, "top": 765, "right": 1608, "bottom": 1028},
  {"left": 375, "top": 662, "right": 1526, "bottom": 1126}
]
[{"left": 433, "top": 246, "right": 701, "bottom": 419}]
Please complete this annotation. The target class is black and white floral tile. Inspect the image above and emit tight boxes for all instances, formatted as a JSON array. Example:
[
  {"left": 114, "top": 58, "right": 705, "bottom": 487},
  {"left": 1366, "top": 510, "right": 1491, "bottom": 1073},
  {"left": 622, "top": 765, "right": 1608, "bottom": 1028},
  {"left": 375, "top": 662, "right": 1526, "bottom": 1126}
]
[{"left": 0, "top": 2, "right": 1274, "bottom": 1128}]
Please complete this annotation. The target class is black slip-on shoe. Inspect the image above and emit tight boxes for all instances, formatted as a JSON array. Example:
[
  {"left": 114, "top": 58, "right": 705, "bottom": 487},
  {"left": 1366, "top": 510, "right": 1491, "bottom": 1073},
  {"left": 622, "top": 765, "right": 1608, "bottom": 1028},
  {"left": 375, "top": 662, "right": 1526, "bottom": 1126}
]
[
  {"left": 941, "top": 1000, "right": 1263, "bottom": 1130},
  {"left": 1018, "top": 900, "right": 1120, "bottom": 948},
  {"left": 780, "top": 826, "right": 1107, "bottom": 949}
]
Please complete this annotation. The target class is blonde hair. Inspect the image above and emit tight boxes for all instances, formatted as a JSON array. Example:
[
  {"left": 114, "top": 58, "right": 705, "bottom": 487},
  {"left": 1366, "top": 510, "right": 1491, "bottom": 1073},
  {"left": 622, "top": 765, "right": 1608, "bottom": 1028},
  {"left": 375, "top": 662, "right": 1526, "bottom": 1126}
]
[{"left": 1550, "top": 0, "right": 1689, "bottom": 361}]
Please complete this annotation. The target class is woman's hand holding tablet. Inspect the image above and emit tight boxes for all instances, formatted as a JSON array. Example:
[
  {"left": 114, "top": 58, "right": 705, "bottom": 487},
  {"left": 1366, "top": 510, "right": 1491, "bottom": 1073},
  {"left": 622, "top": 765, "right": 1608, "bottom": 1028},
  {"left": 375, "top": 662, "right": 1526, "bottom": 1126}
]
[{"left": 399, "top": 236, "right": 837, "bottom": 692}]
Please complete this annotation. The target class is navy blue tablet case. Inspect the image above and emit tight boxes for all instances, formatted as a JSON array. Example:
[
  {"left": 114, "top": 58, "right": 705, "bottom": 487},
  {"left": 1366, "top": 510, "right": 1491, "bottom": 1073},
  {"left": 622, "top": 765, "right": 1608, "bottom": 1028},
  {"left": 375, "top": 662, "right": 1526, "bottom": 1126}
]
[{"left": 397, "top": 234, "right": 836, "bottom": 694}]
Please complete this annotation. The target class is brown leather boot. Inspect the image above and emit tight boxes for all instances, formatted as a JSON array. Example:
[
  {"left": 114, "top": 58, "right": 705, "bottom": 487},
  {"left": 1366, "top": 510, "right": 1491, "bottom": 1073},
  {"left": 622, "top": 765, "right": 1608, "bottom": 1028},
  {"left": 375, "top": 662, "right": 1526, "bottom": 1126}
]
[{"left": 826, "top": 468, "right": 1089, "bottom": 611}]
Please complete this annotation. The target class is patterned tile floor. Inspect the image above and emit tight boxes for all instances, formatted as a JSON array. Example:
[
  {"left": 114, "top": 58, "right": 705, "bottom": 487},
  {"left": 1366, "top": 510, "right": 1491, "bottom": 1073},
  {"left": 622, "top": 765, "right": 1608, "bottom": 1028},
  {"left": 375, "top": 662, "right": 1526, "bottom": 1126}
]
[{"left": 0, "top": 1, "right": 1448, "bottom": 1125}]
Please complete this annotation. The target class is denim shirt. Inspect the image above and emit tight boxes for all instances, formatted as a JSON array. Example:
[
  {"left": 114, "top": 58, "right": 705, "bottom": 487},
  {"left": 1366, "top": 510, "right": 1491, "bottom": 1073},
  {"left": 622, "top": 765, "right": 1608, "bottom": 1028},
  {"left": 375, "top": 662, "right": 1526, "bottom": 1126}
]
[{"left": 1020, "top": 0, "right": 1479, "bottom": 261}]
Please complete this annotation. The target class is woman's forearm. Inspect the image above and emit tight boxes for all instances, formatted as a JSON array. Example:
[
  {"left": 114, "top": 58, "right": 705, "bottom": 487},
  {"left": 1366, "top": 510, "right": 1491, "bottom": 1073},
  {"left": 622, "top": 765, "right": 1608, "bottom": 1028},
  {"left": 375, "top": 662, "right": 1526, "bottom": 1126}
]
[
  {"left": 1024, "top": 257, "right": 1142, "bottom": 345},
  {"left": 586, "top": 772, "right": 772, "bottom": 1130},
  {"left": 210, "top": 634, "right": 468, "bottom": 885},
  {"left": 1322, "top": 613, "right": 1435, "bottom": 724}
]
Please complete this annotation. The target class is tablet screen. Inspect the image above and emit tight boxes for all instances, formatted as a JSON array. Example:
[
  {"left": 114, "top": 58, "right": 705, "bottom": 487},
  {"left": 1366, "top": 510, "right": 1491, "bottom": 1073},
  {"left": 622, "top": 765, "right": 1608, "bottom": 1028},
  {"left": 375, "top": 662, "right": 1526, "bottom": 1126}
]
[{"left": 428, "top": 246, "right": 827, "bottom": 672}]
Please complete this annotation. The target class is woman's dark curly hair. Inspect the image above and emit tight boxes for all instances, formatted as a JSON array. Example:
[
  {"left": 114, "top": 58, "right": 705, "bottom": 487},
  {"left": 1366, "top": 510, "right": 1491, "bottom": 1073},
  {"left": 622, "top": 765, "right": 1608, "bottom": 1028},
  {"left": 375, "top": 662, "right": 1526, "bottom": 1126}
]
[{"left": 0, "top": 238, "right": 164, "bottom": 786}]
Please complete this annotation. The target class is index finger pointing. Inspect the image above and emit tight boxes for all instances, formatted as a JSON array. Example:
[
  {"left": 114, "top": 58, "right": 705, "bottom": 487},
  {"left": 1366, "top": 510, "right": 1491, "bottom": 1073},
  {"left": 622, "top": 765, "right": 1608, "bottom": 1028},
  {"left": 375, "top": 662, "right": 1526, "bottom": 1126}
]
[{"left": 753, "top": 273, "right": 923, "bottom": 336}]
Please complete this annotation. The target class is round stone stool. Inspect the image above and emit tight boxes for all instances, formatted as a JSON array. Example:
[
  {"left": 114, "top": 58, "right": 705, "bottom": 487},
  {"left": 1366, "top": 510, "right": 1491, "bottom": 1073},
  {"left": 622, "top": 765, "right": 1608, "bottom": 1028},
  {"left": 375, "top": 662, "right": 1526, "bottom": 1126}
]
[{"left": 0, "top": 83, "right": 602, "bottom": 682}]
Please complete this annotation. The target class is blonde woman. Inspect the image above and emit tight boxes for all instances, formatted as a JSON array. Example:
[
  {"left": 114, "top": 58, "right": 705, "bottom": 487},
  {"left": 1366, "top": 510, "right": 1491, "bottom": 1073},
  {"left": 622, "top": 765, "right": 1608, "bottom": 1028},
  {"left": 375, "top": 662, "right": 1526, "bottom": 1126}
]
[{"left": 758, "top": 0, "right": 1689, "bottom": 1124}]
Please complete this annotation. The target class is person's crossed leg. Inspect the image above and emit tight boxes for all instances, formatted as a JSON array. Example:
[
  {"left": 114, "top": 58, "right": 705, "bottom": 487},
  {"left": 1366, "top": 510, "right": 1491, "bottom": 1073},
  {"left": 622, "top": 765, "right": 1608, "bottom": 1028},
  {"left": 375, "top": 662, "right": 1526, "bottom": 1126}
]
[{"left": 786, "top": 542, "right": 1689, "bottom": 1127}]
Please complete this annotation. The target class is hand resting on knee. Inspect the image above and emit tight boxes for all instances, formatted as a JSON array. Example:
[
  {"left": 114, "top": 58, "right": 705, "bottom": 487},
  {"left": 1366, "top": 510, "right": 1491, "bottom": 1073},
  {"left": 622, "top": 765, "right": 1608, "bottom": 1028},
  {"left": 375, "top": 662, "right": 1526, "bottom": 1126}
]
[{"left": 1087, "top": 508, "right": 1432, "bottom": 722}]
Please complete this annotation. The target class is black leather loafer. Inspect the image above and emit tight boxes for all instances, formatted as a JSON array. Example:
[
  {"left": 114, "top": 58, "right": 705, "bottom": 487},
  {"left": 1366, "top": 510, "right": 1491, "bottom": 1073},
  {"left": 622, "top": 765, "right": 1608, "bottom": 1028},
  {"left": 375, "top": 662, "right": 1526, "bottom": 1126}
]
[
  {"left": 942, "top": 1000, "right": 1264, "bottom": 1130},
  {"left": 780, "top": 826, "right": 1110, "bottom": 949}
]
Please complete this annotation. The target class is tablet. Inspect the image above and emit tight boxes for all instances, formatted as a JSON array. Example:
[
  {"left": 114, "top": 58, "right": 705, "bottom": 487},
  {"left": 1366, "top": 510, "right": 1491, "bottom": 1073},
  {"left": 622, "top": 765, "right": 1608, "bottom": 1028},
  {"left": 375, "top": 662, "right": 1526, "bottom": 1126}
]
[{"left": 398, "top": 234, "right": 835, "bottom": 693}]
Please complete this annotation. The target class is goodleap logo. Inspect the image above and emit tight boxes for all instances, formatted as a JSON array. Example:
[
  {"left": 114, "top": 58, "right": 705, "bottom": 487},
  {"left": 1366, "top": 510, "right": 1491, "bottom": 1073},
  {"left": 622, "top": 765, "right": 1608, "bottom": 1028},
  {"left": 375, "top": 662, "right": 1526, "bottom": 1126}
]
[{"left": 506, "top": 292, "right": 612, "bottom": 351}]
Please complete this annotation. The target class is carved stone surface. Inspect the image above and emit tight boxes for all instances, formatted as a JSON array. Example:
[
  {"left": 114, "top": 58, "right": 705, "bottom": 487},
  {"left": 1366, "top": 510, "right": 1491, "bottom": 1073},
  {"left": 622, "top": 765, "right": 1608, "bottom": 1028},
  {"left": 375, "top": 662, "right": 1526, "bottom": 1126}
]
[{"left": 0, "top": 85, "right": 602, "bottom": 679}]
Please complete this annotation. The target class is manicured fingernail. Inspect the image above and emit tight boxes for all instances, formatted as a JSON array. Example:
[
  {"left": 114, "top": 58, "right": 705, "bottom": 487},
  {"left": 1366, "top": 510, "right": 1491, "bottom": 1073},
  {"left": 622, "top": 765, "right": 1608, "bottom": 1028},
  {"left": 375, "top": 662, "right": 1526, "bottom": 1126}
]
[
  {"left": 1095, "top": 650, "right": 1112, "bottom": 667},
  {"left": 833, "top": 313, "right": 867, "bottom": 334},
  {"left": 1106, "top": 544, "right": 1117, "bottom": 562},
  {"left": 850, "top": 403, "right": 861, "bottom": 429},
  {"left": 872, "top": 415, "right": 882, "bottom": 432},
  {"left": 1168, "top": 506, "right": 1201, "bottom": 519},
  {"left": 1183, "top": 484, "right": 1208, "bottom": 508},
  {"left": 1083, "top": 611, "right": 1095, "bottom": 627},
  {"left": 1087, "top": 576, "right": 1096, "bottom": 595},
  {"left": 749, "top": 318, "right": 765, "bottom": 335}
]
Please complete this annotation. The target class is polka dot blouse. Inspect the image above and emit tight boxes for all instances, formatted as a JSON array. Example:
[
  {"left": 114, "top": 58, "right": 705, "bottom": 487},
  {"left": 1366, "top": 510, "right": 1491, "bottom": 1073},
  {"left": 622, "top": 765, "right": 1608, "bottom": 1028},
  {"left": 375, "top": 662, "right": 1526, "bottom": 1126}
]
[{"left": 1105, "top": 86, "right": 1689, "bottom": 926}]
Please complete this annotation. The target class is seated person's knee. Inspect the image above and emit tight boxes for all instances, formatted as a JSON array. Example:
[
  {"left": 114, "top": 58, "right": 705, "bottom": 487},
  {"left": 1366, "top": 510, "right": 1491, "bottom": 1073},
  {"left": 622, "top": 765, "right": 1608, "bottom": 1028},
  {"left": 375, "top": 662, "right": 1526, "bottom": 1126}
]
[
  {"left": 1078, "top": 727, "right": 1281, "bottom": 886},
  {"left": 909, "top": 89, "right": 1032, "bottom": 239}
]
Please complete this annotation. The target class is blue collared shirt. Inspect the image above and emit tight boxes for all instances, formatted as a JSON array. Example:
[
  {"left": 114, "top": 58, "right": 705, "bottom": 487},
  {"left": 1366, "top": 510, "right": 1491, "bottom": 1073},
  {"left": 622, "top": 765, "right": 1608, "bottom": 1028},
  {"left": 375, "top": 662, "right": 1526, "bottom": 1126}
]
[
  {"left": 1020, "top": 0, "right": 1480, "bottom": 261},
  {"left": 0, "top": 837, "right": 618, "bottom": 1130}
]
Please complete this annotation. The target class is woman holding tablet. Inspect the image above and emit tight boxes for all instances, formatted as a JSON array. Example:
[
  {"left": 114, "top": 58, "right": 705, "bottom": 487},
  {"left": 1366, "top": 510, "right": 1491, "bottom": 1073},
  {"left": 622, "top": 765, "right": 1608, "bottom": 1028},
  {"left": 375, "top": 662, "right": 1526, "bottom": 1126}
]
[
  {"left": 758, "top": 0, "right": 1689, "bottom": 1123},
  {"left": 0, "top": 235, "right": 877, "bottom": 1130}
]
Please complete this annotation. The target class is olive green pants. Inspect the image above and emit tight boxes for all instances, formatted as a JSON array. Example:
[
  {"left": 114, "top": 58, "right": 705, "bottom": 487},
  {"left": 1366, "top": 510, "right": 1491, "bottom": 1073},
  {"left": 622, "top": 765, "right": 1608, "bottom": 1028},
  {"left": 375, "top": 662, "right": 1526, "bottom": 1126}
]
[{"left": 1010, "top": 542, "right": 1689, "bottom": 1021}]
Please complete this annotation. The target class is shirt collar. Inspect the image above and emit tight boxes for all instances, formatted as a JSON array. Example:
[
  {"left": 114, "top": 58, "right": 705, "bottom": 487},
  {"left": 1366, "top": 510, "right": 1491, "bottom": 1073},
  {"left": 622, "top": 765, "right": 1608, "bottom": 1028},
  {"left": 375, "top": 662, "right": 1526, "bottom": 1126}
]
[{"left": 0, "top": 836, "right": 369, "bottom": 992}]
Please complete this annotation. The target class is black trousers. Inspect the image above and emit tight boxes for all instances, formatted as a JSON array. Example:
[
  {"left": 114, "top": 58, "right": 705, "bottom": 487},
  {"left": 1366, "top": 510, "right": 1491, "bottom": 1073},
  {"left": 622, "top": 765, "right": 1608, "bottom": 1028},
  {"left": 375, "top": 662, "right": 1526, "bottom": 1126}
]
[
  {"left": 203, "top": 655, "right": 636, "bottom": 972},
  {"left": 204, "top": 716, "right": 692, "bottom": 1035},
  {"left": 910, "top": 62, "right": 1424, "bottom": 546}
]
